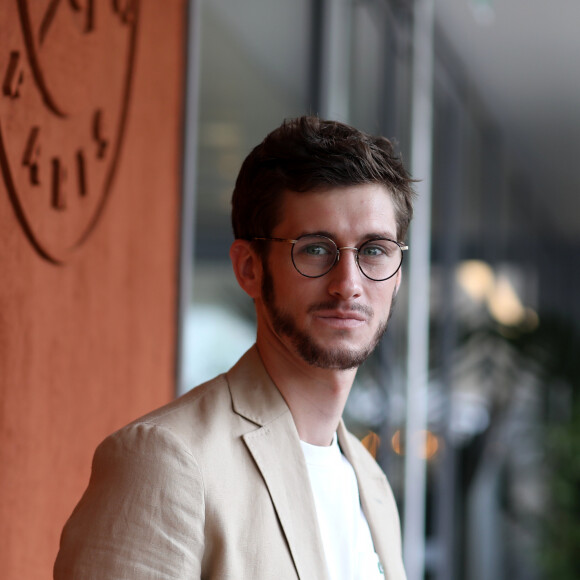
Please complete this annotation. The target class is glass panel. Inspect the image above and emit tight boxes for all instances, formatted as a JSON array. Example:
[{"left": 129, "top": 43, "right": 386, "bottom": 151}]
[
  {"left": 349, "top": 1, "right": 386, "bottom": 133},
  {"left": 183, "top": 0, "right": 312, "bottom": 391}
]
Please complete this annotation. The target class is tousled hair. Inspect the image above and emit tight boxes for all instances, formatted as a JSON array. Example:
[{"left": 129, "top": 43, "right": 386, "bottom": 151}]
[{"left": 231, "top": 116, "right": 415, "bottom": 242}]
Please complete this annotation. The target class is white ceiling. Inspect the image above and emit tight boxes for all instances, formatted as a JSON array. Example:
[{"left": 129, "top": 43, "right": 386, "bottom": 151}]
[{"left": 435, "top": 0, "right": 580, "bottom": 241}]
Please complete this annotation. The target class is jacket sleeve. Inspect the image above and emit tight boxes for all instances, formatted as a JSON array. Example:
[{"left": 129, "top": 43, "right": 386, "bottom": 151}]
[{"left": 54, "top": 422, "right": 205, "bottom": 579}]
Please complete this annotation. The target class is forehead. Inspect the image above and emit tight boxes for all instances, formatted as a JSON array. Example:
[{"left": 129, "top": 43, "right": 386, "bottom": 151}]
[{"left": 273, "top": 184, "right": 398, "bottom": 240}]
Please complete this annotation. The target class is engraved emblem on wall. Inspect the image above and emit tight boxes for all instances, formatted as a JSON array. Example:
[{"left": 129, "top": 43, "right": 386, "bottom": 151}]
[{"left": 0, "top": 0, "right": 139, "bottom": 263}]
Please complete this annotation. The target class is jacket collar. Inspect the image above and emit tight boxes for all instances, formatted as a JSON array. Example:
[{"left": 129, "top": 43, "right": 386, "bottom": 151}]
[{"left": 226, "top": 345, "right": 289, "bottom": 426}]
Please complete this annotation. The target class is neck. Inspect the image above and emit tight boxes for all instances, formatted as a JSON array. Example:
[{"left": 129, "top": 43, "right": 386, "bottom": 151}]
[{"left": 256, "top": 336, "right": 357, "bottom": 447}]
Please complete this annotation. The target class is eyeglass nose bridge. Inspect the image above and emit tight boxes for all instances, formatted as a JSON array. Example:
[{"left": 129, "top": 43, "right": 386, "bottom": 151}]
[{"left": 334, "top": 245, "right": 362, "bottom": 272}]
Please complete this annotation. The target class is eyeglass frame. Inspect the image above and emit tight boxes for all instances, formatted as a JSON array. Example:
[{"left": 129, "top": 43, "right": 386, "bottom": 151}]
[{"left": 252, "top": 234, "right": 409, "bottom": 281}]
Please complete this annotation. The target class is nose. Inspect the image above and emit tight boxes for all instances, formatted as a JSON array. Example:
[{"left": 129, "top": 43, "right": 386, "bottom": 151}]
[{"left": 326, "top": 247, "right": 363, "bottom": 300}]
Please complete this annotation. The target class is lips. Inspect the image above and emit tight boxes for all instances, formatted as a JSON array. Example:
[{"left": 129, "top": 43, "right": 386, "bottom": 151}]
[
  {"left": 309, "top": 299, "right": 372, "bottom": 316},
  {"left": 315, "top": 309, "right": 367, "bottom": 322},
  {"left": 310, "top": 308, "right": 371, "bottom": 331}
]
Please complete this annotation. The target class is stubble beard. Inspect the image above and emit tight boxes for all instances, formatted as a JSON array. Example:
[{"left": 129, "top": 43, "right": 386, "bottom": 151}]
[{"left": 261, "top": 263, "right": 394, "bottom": 370}]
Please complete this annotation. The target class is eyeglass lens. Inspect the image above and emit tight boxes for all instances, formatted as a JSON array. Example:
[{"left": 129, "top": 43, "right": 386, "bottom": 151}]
[{"left": 291, "top": 235, "right": 403, "bottom": 281}]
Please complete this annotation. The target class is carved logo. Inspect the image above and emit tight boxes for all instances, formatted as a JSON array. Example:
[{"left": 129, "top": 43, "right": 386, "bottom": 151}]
[{"left": 0, "top": 0, "right": 139, "bottom": 263}]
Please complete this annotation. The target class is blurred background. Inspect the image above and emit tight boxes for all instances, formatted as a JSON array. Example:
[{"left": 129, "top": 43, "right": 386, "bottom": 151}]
[{"left": 179, "top": 1, "right": 580, "bottom": 578}]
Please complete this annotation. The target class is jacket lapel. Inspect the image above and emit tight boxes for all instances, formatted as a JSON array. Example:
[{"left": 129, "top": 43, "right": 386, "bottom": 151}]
[
  {"left": 243, "top": 420, "right": 330, "bottom": 580},
  {"left": 338, "top": 422, "right": 406, "bottom": 580},
  {"left": 227, "top": 348, "right": 330, "bottom": 580}
]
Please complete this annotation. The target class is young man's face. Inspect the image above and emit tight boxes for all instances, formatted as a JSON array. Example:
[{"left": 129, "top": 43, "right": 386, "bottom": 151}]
[{"left": 255, "top": 184, "right": 402, "bottom": 370}]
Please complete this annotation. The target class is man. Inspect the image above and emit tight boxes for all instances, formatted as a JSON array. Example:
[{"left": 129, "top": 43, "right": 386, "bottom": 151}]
[{"left": 54, "top": 116, "right": 414, "bottom": 579}]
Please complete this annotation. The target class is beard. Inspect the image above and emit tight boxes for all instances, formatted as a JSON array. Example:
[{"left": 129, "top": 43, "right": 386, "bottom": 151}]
[{"left": 261, "top": 262, "right": 394, "bottom": 370}]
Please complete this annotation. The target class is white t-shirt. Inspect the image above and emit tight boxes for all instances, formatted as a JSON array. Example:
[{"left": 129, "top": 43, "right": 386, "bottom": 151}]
[{"left": 300, "top": 435, "right": 385, "bottom": 580}]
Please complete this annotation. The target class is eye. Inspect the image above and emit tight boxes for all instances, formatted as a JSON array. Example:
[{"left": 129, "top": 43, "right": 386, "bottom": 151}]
[
  {"left": 359, "top": 240, "right": 397, "bottom": 259},
  {"left": 294, "top": 236, "right": 336, "bottom": 257},
  {"left": 360, "top": 244, "right": 388, "bottom": 258},
  {"left": 303, "top": 243, "right": 333, "bottom": 256}
]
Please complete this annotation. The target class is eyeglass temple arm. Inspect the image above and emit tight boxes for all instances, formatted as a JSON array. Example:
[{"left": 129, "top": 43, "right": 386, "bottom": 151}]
[{"left": 252, "top": 237, "right": 298, "bottom": 244}]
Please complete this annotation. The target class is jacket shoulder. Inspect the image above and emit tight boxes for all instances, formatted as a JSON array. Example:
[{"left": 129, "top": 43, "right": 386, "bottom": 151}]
[{"left": 109, "top": 373, "right": 231, "bottom": 444}]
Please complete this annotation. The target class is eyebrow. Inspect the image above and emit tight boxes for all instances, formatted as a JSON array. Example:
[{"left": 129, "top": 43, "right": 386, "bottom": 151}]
[{"left": 301, "top": 230, "right": 399, "bottom": 242}]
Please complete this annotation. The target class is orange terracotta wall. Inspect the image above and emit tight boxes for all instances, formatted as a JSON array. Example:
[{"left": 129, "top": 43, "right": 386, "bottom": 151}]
[{"left": 0, "top": 2, "right": 187, "bottom": 578}]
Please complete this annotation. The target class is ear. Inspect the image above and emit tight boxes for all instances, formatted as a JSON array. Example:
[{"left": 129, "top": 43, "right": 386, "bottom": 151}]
[
  {"left": 230, "top": 239, "right": 263, "bottom": 299},
  {"left": 394, "top": 267, "right": 402, "bottom": 296}
]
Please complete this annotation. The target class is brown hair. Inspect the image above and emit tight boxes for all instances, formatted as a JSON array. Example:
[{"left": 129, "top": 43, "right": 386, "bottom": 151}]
[{"left": 231, "top": 116, "right": 415, "bottom": 242}]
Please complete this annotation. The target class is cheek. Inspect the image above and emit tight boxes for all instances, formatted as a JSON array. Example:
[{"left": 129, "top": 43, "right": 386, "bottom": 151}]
[
  {"left": 277, "top": 278, "right": 326, "bottom": 318},
  {"left": 264, "top": 267, "right": 305, "bottom": 309},
  {"left": 374, "top": 284, "right": 397, "bottom": 314}
]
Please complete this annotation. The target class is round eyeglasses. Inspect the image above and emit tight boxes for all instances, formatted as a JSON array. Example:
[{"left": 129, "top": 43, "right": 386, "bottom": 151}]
[{"left": 252, "top": 234, "right": 408, "bottom": 281}]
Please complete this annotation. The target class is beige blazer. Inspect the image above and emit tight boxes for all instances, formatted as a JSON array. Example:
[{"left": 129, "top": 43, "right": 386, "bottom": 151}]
[{"left": 54, "top": 347, "right": 407, "bottom": 579}]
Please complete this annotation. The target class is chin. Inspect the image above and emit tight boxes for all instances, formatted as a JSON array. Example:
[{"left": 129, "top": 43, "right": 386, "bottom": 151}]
[{"left": 293, "top": 339, "right": 377, "bottom": 370}]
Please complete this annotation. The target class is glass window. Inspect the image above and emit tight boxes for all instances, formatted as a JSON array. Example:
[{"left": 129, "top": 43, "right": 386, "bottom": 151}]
[{"left": 183, "top": 0, "right": 313, "bottom": 391}]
